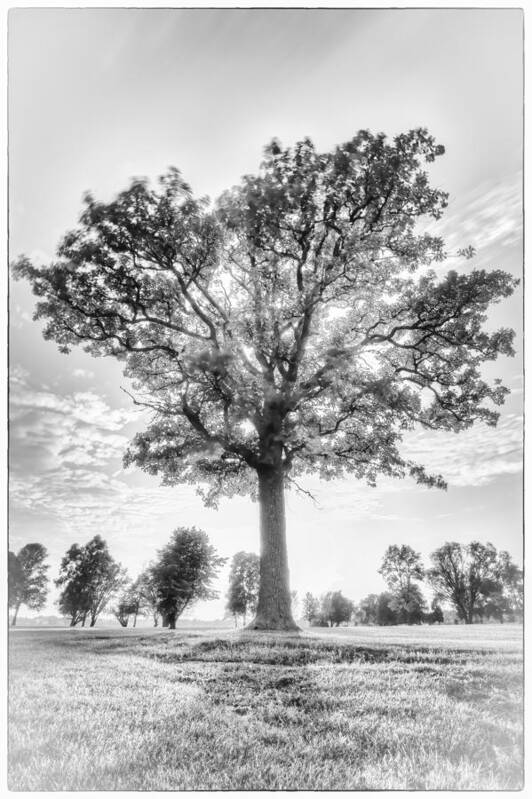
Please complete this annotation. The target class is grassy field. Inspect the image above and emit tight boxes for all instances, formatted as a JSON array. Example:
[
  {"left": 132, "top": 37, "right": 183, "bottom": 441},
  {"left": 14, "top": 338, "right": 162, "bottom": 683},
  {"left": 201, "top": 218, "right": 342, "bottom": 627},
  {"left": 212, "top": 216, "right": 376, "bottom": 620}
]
[{"left": 8, "top": 624, "right": 523, "bottom": 790}]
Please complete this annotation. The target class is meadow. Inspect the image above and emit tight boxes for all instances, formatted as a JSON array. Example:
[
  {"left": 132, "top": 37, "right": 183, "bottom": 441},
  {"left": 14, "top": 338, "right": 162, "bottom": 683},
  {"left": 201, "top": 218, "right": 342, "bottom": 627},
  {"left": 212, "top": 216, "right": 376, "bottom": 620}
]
[{"left": 8, "top": 624, "right": 523, "bottom": 791}]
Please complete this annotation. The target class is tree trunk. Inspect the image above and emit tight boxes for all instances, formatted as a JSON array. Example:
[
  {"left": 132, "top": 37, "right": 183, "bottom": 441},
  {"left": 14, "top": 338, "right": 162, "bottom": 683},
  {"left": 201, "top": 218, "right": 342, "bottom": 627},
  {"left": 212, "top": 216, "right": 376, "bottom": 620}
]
[
  {"left": 133, "top": 612, "right": 138, "bottom": 628},
  {"left": 247, "top": 466, "right": 298, "bottom": 631},
  {"left": 11, "top": 602, "right": 21, "bottom": 627},
  {"left": 70, "top": 617, "right": 77, "bottom": 627},
  {"left": 167, "top": 612, "right": 176, "bottom": 630}
]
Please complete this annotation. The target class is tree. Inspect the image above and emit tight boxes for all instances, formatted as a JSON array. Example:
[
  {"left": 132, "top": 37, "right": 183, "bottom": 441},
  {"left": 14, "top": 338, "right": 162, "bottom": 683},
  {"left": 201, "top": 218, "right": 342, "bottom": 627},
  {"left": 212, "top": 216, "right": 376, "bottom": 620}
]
[
  {"left": 388, "top": 583, "right": 427, "bottom": 624},
  {"left": 55, "top": 535, "right": 126, "bottom": 627},
  {"left": 425, "top": 597, "right": 444, "bottom": 624},
  {"left": 112, "top": 591, "right": 136, "bottom": 627},
  {"left": 376, "top": 592, "right": 398, "bottom": 626},
  {"left": 14, "top": 129, "right": 517, "bottom": 630},
  {"left": 379, "top": 545, "right": 426, "bottom": 623},
  {"left": 427, "top": 541, "right": 504, "bottom": 624},
  {"left": 494, "top": 550, "right": 523, "bottom": 621},
  {"left": 150, "top": 527, "right": 225, "bottom": 629},
  {"left": 302, "top": 592, "right": 320, "bottom": 625},
  {"left": 8, "top": 551, "right": 24, "bottom": 618},
  {"left": 320, "top": 590, "right": 354, "bottom": 626},
  {"left": 356, "top": 593, "right": 380, "bottom": 625},
  {"left": 226, "top": 551, "right": 260, "bottom": 625},
  {"left": 9, "top": 544, "right": 49, "bottom": 626},
  {"left": 135, "top": 570, "right": 161, "bottom": 627}
]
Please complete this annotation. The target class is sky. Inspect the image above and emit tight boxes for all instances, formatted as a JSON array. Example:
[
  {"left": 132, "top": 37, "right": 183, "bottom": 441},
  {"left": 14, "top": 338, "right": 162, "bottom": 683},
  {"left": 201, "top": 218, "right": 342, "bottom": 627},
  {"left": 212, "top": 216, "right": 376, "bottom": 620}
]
[{"left": 8, "top": 7, "right": 523, "bottom": 620}]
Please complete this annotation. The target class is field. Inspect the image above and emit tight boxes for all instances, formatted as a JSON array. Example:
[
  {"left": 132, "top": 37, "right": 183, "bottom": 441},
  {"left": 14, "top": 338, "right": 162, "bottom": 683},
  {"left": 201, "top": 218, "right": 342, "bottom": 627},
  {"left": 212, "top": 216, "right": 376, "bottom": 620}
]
[{"left": 8, "top": 624, "right": 523, "bottom": 791}]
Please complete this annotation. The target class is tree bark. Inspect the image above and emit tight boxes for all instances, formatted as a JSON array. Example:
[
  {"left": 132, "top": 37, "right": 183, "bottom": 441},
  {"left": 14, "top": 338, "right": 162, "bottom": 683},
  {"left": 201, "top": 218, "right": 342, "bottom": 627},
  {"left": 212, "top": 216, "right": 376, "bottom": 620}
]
[{"left": 247, "top": 465, "right": 299, "bottom": 631}]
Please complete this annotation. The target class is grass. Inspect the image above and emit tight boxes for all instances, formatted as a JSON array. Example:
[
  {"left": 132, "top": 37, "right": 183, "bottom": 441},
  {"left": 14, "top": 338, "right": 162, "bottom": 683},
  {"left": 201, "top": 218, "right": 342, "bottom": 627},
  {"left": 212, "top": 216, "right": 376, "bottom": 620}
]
[{"left": 8, "top": 624, "right": 523, "bottom": 790}]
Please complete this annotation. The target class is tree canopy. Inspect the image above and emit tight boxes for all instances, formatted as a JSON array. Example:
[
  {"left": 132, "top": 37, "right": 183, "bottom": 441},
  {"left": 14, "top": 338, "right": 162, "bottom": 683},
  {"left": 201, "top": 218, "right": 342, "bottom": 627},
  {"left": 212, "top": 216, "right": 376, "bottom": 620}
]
[
  {"left": 9, "top": 544, "right": 49, "bottom": 626},
  {"left": 14, "top": 128, "right": 517, "bottom": 629},
  {"left": 150, "top": 526, "right": 225, "bottom": 629},
  {"left": 55, "top": 535, "right": 126, "bottom": 627}
]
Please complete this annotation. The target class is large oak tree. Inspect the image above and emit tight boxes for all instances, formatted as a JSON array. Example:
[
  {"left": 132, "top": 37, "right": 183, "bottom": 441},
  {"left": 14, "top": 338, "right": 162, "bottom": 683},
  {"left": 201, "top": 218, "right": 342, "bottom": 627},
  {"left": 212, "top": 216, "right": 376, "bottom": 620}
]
[{"left": 14, "top": 129, "right": 516, "bottom": 629}]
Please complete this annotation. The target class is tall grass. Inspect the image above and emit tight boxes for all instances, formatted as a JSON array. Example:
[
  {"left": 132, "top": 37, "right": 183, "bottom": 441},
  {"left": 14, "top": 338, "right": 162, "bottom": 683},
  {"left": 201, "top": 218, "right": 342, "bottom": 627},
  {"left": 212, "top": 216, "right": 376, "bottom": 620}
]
[{"left": 8, "top": 625, "right": 523, "bottom": 790}]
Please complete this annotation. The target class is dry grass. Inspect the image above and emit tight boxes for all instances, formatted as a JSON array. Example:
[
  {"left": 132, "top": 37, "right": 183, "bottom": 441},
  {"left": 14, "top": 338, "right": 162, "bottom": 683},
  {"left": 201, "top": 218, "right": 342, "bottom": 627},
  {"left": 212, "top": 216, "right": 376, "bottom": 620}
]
[{"left": 8, "top": 624, "right": 523, "bottom": 790}]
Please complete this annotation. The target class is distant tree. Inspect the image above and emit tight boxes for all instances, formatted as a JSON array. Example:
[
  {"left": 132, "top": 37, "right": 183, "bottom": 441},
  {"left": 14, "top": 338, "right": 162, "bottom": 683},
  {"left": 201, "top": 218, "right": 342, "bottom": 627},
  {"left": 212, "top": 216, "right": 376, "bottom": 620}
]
[
  {"left": 135, "top": 570, "right": 161, "bottom": 627},
  {"left": 379, "top": 544, "right": 425, "bottom": 623},
  {"left": 320, "top": 591, "right": 354, "bottom": 627},
  {"left": 376, "top": 592, "right": 398, "bottom": 626},
  {"left": 8, "top": 551, "right": 24, "bottom": 618},
  {"left": 151, "top": 527, "right": 225, "bottom": 629},
  {"left": 355, "top": 594, "right": 379, "bottom": 625},
  {"left": 388, "top": 583, "right": 427, "bottom": 624},
  {"left": 427, "top": 541, "right": 505, "bottom": 624},
  {"left": 302, "top": 592, "right": 320, "bottom": 625},
  {"left": 493, "top": 550, "right": 523, "bottom": 621},
  {"left": 424, "top": 597, "right": 444, "bottom": 624},
  {"left": 226, "top": 551, "right": 260, "bottom": 626},
  {"left": 10, "top": 544, "right": 49, "bottom": 626},
  {"left": 112, "top": 590, "right": 137, "bottom": 627},
  {"left": 290, "top": 590, "right": 299, "bottom": 620},
  {"left": 14, "top": 129, "right": 517, "bottom": 630},
  {"left": 56, "top": 535, "right": 126, "bottom": 627}
]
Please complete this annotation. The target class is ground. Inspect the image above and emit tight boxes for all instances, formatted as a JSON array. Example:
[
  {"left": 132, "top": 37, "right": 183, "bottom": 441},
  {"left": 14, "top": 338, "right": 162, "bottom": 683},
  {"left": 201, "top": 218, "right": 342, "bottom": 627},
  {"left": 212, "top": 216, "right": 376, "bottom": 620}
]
[{"left": 8, "top": 624, "right": 523, "bottom": 790}]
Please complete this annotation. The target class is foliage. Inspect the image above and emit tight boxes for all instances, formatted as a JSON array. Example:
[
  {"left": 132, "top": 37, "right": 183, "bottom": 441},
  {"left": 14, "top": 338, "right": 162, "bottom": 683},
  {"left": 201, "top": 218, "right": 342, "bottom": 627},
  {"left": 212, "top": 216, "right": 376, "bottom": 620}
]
[
  {"left": 319, "top": 590, "right": 354, "bottom": 626},
  {"left": 13, "top": 130, "right": 517, "bottom": 499},
  {"left": 427, "top": 541, "right": 521, "bottom": 624},
  {"left": 388, "top": 584, "right": 427, "bottom": 624},
  {"left": 379, "top": 545, "right": 426, "bottom": 623},
  {"left": 150, "top": 527, "right": 225, "bottom": 628},
  {"left": 55, "top": 535, "right": 127, "bottom": 626},
  {"left": 134, "top": 570, "right": 161, "bottom": 626},
  {"left": 111, "top": 583, "right": 141, "bottom": 627},
  {"left": 226, "top": 551, "right": 260, "bottom": 624},
  {"left": 13, "top": 129, "right": 517, "bottom": 628},
  {"left": 9, "top": 544, "right": 50, "bottom": 625},
  {"left": 8, "top": 551, "right": 24, "bottom": 610},
  {"left": 302, "top": 592, "right": 320, "bottom": 624}
]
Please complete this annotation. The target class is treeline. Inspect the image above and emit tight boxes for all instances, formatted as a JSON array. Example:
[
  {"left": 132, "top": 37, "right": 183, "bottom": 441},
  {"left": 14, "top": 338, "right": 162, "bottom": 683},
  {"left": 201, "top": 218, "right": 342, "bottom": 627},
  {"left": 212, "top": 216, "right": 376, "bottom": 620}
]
[
  {"left": 9, "top": 536, "right": 523, "bottom": 628},
  {"left": 302, "top": 542, "right": 523, "bottom": 627},
  {"left": 8, "top": 527, "right": 225, "bottom": 629}
]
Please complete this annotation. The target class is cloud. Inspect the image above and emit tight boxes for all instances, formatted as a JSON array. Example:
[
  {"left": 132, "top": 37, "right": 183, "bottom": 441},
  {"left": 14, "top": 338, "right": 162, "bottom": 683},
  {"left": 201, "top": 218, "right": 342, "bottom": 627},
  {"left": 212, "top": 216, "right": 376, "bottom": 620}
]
[
  {"left": 72, "top": 368, "right": 95, "bottom": 380},
  {"left": 423, "top": 171, "right": 522, "bottom": 268},
  {"left": 401, "top": 413, "right": 522, "bottom": 487}
]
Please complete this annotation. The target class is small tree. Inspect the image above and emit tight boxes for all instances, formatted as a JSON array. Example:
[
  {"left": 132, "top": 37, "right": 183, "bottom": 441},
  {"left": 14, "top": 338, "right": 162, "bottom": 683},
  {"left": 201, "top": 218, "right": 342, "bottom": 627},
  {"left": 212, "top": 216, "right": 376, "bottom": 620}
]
[
  {"left": 56, "top": 535, "right": 126, "bottom": 627},
  {"left": 14, "top": 129, "right": 517, "bottom": 631},
  {"left": 302, "top": 592, "right": 320, "bottom": 625},
  {"left": 9, "top": 544, "right": 49, "bottom": 626},
  {"left": 151, "top": 527, "right": 225, "bottom": 629},
  {"left": 320, "top": 590, "right": 354, "bottom": 626},
  {"left": 135, "top": 570, "right": 161, "bottom": 626},
  {"left": 379, "top": 544, "right": 425, "bottom": 624},
  {"left": 226, "top": 551, "right": 260, "bottom": 626}
]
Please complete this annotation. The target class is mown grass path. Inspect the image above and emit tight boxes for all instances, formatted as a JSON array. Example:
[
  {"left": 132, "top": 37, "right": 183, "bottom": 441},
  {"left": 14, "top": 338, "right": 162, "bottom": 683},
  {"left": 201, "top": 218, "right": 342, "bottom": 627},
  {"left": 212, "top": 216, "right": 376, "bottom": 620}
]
[{"left": 8, "top": 625, "right": 523, "bottom": 790}]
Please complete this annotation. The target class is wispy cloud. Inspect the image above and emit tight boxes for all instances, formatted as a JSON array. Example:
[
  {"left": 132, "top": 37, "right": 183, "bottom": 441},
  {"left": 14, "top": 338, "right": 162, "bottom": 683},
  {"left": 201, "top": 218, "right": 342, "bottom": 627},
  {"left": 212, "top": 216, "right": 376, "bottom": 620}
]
[
  {"left": 402, "top": 413, "right": 522, "bottom": 487},
  {"left": 424, "top": 171, "right": 522, "bottom": 268}
]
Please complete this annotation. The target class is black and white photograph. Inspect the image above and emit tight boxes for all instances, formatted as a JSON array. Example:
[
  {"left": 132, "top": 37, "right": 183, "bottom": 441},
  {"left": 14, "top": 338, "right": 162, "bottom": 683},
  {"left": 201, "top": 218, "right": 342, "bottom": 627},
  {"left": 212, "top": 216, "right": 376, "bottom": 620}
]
[{"left": 7, "top": 4, "right": 524, "bottom": 792}]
